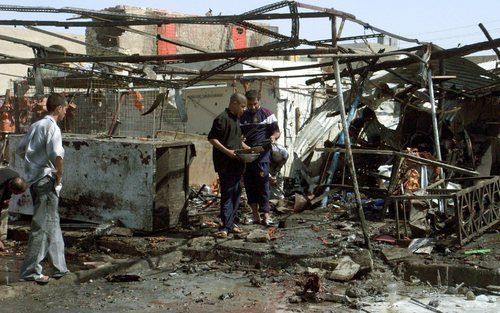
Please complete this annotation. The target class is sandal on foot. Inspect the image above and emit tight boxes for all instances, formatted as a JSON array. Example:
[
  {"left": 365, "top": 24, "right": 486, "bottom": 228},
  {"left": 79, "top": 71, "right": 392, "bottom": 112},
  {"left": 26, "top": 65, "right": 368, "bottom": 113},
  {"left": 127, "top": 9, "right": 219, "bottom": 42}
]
[
  {"left": 262, "top": 218, "right": 275, "bottom": 226},
  {"left": 35, "top": 275, "right": 50, "bottom": 285},
  {"left": 231, "top": 227, "right": 243, "bottom": 234},
  {"left": 52, "top": 271, "right": 69, "bottom": 279},
  {"left": 214, "top": 230, "right": 228, "bottom": 238}
]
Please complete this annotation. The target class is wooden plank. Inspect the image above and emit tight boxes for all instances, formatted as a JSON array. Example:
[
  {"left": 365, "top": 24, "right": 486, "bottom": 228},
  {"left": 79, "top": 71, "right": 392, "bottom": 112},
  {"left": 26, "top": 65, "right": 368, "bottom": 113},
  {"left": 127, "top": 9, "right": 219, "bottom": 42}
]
[{"left": 310, "top": 188, "right": 340, "bottom": 205}]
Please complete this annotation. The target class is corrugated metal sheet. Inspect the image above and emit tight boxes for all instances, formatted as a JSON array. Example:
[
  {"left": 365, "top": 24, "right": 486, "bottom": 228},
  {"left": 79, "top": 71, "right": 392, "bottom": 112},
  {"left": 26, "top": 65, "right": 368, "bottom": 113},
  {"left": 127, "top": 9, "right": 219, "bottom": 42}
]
[{"left": 383, "top": 57, "right": 499, "bottom": 95}]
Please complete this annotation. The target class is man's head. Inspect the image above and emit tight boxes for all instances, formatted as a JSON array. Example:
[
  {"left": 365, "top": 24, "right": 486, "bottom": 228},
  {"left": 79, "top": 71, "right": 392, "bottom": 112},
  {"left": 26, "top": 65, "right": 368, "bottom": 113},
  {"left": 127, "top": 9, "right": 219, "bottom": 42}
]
[
  {"left": 46, "top": 93, "right": 68, "bottom": 121},
  {"left": 228, "top": 93, "right": 247, "bottom": 118},
  {"left": 245, "top": 90, "right": 260, "bottom": 113},
  {"left": 8, "top": 177, "right": 27, "bottom": 195}
]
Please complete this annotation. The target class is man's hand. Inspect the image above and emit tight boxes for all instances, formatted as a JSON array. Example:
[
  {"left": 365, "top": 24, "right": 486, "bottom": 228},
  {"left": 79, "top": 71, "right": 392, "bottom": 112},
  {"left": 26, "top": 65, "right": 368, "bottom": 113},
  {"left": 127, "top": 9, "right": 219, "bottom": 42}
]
[
  {"left": 54, "top": 171, "right": 63, "bottom": 185},
  {"left": 270, "top": 131, "right": 280, "bottom": 144},
  {"left": 225, "top": 149, "right": 239, "bottom": 160}
]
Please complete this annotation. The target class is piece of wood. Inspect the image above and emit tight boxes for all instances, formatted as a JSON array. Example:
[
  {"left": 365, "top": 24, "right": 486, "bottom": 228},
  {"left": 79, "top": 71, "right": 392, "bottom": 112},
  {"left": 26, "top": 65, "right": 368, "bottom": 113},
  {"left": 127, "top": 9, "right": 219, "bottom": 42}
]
[{"left": 310, "top": 188, "right": 339, "bottom": 205}]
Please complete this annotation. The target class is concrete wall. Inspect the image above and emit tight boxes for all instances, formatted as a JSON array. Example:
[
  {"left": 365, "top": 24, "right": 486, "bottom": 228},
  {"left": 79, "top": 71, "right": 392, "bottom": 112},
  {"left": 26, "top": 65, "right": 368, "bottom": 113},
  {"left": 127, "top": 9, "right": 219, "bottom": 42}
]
[
  {"left": 156, "top": 130, "right": 216, "bottom": 186},
  {"left": 183, "top": 85, "right": 278, "bottom": 136},
  {"left": 86, "top": 6, "right": 157, "bottom": 56},
  {"left": 0, "top": 27, "right": 85, "bottom": 91}
]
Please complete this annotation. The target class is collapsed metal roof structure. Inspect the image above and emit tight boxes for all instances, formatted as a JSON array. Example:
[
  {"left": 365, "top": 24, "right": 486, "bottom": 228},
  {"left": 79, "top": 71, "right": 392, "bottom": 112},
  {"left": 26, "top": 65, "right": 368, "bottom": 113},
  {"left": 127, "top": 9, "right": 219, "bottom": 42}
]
[
  {"left": 0, "top": 1, "right": 499, "bottom": 250},
  {"left": 0, "top": 1, "right": 497, "bottom": 90}
]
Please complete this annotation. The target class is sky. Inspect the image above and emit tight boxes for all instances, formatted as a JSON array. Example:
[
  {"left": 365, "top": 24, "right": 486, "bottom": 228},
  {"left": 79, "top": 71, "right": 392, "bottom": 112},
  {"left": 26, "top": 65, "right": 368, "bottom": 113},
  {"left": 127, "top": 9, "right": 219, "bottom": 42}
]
[{"left": 0, "top": 0, "right": 499, "bottom": 53}]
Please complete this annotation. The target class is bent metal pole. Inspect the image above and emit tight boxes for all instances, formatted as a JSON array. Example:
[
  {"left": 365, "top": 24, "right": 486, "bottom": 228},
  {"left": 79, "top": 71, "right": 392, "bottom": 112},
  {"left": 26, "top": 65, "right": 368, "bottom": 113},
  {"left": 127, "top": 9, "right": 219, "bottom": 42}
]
[{"left": 332, "top": 57, "right": 372, "bottom": 256}]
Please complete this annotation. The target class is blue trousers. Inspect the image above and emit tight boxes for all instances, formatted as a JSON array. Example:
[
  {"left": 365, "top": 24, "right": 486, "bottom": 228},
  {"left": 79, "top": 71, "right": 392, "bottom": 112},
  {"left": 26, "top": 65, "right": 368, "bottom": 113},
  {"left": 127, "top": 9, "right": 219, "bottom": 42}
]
[
  {"left": 20, "top": 176, "right": 68, "bottom": 280},
  {"left": 219, "top": 172, "right": 241, "bottom": 232},
  {"left": 243, "top": 162, "right": 270, "bottom": 213}
]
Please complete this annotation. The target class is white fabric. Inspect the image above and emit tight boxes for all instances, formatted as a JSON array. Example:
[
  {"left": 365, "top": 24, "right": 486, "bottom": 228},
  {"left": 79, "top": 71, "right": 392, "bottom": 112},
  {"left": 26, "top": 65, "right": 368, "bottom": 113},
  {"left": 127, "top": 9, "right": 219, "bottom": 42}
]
[{"left": 16, "top": 116, "right": 65, "bottom": 184}]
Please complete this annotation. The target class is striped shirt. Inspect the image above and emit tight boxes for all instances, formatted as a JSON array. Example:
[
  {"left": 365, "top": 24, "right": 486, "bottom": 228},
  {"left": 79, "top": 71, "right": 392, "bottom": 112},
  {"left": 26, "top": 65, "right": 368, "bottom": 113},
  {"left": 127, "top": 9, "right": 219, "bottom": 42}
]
[{"left": 240, "top": 107, "right": 279, "bottom": 163}]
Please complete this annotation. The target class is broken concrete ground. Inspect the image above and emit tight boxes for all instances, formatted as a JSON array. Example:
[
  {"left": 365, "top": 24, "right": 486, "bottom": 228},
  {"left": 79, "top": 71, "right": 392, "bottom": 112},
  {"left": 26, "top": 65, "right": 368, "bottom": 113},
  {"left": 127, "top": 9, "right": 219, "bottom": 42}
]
[{"left": 1, "top": 205, "right": 498, "bottom": 312}]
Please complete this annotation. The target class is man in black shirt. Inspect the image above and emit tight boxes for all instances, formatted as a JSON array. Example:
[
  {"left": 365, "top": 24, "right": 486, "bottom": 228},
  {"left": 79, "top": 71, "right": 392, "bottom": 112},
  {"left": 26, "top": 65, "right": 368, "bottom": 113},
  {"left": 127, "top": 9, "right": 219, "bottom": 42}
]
[
  {"left": 208, "top": 93, "right": 247, "bottom": 238},
  {"left": 0, "top": 168, "right": 27, "bottom": 251}
]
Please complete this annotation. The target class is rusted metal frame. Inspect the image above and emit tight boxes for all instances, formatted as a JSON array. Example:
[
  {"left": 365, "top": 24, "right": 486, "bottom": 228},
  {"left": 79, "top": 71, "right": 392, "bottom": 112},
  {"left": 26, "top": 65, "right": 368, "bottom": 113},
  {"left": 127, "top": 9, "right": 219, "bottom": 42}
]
[
  {"left": 26, "top": 26, "right": 137, "bottom": 71},
  {"left": 226, "top": 1, "right": 300, "bottom": 46},
  {"left": 455, "top": 177, "right": 500, "bottom": 244},
  {"left": 423, "top": 179, "right": 445, "bottom": 190},
  {"left": 391, "top": 177, "right": 500, "bottom": 245},
  {"left": 395, "top": 199, "right": 400, "bottom": 239},
  {"left": 331, "top": 16, "right": 338, "bottom": 48},
  {"left": 427, "top": 67, "right": 443, "bottom": 162},
  {"left": 385, "top": 67, "right": 475, "bottom": 99},
  {"left": 24, "top": 25, "right": 129, "bottom": 56},
  {"left": 0, "top": 48, "right": 339, "bottom": 65},
  {"left": 383, "top": 155, "right": 404, "bottom": 218},
  {"left": 337, "top": 18, "right": 346, "bottom": 38},
  {"left": 180, "top": 2, "right": 301, "bottom": 87},
  {"left": 295, "top": 1, "right": 420, "bottom": 44},
  {"left": 90, "top": 15, "right": 270, "bottom": 74},
  {"left": 95, "top": 12, "right": 258, "bottom": 77},
  {"left": 0, "top": 13, "right": 332, "bottom": 27},
  {"left": 306, "top": 38, "right": 500, "bottom": 85},
  {"left": 402, "top": 198, "right": 409, "bottom": 238},
  {"left": 237, "top": 0, "right": 291, "bottom": 16},
  {"left": 390, "top": 194, "right": 456, "bottom": 200},
  {"left": 12, "top": 82, "right": 21, "bottom": 134},
  {"left": 182, "top": 57, "right": 248, "bottom": 88},
  {"left": 0, "top": 32, "right": 135, "bottom": 73},
  {"left": 41, "top": 63, "right": 178, "bottom": 88},
  {"left": 310, "top": 34, "right": 384, "bottom": 46},
  {"left": 478, "top": 23, "right": 500, "bottom": 59},
  {"left": 317, "top": 56, "right": 375, "bottom": 198},
  {"left": 315, "top": 148, "right": 479, "bottom": 176},
  {"left": 156, "top": 60, "right": 333, "bottom": 75},
  {"left": 454, "top": 195, "right": 463, "bottom": 243},
  {"left": 0, "top": 33, "right": 85, "bottom": 58}
]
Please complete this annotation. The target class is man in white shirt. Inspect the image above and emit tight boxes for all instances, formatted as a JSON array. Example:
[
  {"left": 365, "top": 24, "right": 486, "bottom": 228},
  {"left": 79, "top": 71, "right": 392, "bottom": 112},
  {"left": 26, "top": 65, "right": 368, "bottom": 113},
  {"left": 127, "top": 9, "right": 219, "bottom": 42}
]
[{"left": 17, "top": 93, "right": 68, "bottom": 284}]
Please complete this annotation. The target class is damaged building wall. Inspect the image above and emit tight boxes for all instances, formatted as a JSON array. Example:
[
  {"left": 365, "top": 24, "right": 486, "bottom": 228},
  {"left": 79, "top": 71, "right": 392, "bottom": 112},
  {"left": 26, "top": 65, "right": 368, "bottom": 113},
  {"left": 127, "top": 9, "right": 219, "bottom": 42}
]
[{"left": 85, "top": 5, "right": 275, "bottom": 56}]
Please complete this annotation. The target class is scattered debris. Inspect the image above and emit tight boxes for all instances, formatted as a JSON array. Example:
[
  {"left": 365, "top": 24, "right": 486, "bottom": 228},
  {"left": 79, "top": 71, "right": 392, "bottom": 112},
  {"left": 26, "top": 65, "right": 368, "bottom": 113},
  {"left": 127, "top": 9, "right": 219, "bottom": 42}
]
[
  {"left": 245, "top": 229, "right": 270, "bottom": 243},
  {"left": 249, "top": 275, "right": 265, "bottom": 288},
  {"left": 303, "top": 273, "right": 321, "bottom": 295},
  {"left": 466, "top": 290, "right": 476, "bottom": 300},
  {"left": 219, "top": 293, "right": 234, "bottom": 301},
  {"left": 381, "top": 247, "right": 413, "bottom": 263},
  {"left": 410, "top": 297, "right": 444, "bottom": 313},
  {"left": 345, "top": 285, "right": 368, "bottom": 298},
  {"left": 105, "top": 274, "right": 142, "bottom": 283},
  {"left": 327, "top": 256, "right": 360, "bottom": 281},
  {"left": 464, "top": 249, "right": 491, "bottom": 255}
]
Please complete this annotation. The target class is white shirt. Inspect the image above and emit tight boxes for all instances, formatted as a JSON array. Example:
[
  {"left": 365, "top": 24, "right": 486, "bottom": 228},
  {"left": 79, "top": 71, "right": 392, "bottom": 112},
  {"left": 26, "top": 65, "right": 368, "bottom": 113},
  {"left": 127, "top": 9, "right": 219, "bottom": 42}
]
[{"left": 16, "top": 115, "right": 65, "bottom": 184}]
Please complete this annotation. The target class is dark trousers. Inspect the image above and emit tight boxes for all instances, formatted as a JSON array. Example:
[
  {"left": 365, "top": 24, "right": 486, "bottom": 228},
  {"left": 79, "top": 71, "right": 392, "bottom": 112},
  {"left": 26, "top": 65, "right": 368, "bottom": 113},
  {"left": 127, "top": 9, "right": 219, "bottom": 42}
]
[
  {"left": 243, "top": 162, "right": 270, "bottom": 213},
  {"left": 219, "top": 172, "right": 241, "bottom": 232}
]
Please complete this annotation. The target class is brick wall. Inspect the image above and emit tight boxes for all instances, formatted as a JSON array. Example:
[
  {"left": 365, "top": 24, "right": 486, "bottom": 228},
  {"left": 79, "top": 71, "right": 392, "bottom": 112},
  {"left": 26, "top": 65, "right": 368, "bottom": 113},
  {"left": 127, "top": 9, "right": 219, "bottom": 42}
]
[{"left": 86, "top": 5, "right": 275, "bottom": 56}]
